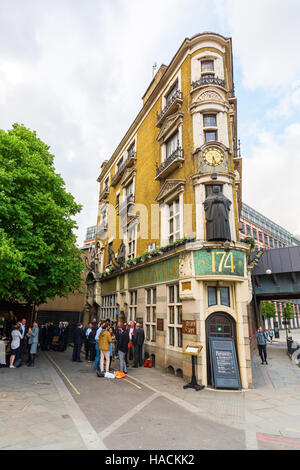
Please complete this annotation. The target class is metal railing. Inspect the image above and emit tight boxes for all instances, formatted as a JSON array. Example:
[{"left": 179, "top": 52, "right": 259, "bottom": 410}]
[
  {"left": 156, "top": 146, "right": 184, "bottom": 177},
  {"left": 191, "top": 76, "right": 226, "bottom": 90},
  {"left": 119, "top": 193, "right": 135, "bottom": 213},
  {"left": 111, "top": 151, "right": 136, "bottom": 186},
  {"left": 99, "top": 186, "right": 109, "bottom": 201},
  {"left": 157, "top": 90, "right": 183, "bottom": 123}
]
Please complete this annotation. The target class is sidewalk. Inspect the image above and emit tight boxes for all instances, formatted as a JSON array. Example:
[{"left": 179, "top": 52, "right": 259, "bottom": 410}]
[{"left": 1, "top": 337, "right": 300, "bottom": 450}]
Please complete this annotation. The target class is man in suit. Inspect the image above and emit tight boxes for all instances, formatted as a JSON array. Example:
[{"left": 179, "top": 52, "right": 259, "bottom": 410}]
[
  {"left": 133, "top": 323, "right": 145, "bottom": 368},
  {"left": 62, "top": 322, "right": 70, "bottom": 351},
  {"left": 16, "top": 318, "right": 26, "bottom": 362},
  {"left": 72, "top": 323, "right": 84, "bottom": 362}
]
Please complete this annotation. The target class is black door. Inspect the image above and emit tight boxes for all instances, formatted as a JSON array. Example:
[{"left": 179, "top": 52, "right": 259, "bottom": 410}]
[{"left": 206, "top": 312, "right": 237, "bottom": 386}]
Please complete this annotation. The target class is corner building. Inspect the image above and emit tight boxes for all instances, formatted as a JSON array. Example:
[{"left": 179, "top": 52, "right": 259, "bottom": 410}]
[{"left": 94, "top": 33, "right": 253, "bottom": 389}]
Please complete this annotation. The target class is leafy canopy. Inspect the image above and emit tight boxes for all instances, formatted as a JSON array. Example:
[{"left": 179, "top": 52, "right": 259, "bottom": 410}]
[
  {"left": 283, "top": 302, "right": 294, "bottom": 321},
  {"left": 260, "top": 300, "right": 276, "bottom": 319},
  {"left": 0, "top": 124, "right": 84, "bottom": 305}
]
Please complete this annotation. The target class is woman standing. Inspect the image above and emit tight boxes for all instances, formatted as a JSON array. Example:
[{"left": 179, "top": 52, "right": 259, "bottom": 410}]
[
  {"left": 88, "top": 327, "right": 97, "bottom": 363},
  {"left": 27, "top": 321, "right": 39, "bottom": 367},
  {"left": 9, "top": 324, "right": 22, "bottom": 368}
]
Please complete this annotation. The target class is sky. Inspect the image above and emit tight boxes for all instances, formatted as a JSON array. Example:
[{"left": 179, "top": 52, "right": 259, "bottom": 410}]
[{"left": 1, "top": 0, "right": 300, "bottom": 245}]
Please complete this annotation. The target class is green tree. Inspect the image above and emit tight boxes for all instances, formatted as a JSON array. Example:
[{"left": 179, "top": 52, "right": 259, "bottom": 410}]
[
  {"left": 0, "top": 124, "right": 84, "bottom": 308},
  {"left": 283, "top": 302, "right": 294, "bottom": 338},
  {"left": 260, "top": 300, "right": 276, "bottom": 320}
]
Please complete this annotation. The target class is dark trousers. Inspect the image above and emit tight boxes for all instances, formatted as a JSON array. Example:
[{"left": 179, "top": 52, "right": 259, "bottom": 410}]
[
  {"left": 89, "top": 343, "right": 96, "bottom": 361},
  {"left": 129, "top": 347, "right": 133, "bottom": 361},
  {"left": 258, "top": 344, "right": 267, "bottom": 362},
  {"left": 134, "top": 344, "right": 143, "bottom": 367},
  {"left": 16, "top": 339, "right": 24, "bottom": 361},
  {"left": 72, "top": 343, "right": 82, "bottom": 362},
  {"left": 84, "top": 339, "right": 90, "bottom": 360}
]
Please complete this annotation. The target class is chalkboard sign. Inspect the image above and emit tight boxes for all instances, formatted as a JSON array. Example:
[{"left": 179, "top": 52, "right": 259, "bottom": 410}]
[{"left": 208, "top": 337, "right": 241, "bottom": 390}]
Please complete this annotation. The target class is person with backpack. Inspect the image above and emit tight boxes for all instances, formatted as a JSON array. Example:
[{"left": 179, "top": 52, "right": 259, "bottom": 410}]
[{"left": 9, "top": 324, "right": 22, "bottom": 368}]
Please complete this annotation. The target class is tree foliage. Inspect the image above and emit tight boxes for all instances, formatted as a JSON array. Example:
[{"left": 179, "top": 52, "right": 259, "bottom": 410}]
[
  {"left": 260, "top": 300, "right": 276, "bottom": 319},
  {"left": 283, "top": 302, "right": 294, "bottom": 321},
  {"left": 0, "top": 124, "right": 84, "bottom": 305}
]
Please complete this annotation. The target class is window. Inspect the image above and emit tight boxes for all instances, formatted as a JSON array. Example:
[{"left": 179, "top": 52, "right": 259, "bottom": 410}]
[
  {"left": 259, "top": 231, "right": 263, "bottom": 243},
  {"left": 126, "top": 180, "right": 134, "bottom": 199},
  {"left": 264, "top": 233, "right": 268, "bottom": 245},
  {"left": 274, "top": 239, "right": 278, "bottom": 248},
  {"left": 168, "top": 284, "right": 182, "bottom": 348},
  {"left": 240, "top": 223, "right": 245, "bottom": 234},
  {"left": 208, "top": 287, "right": 217, "bottom": 306},
  {"left": 220, "top": 287, "right": 230, "bottom": 307},
  {"left": 165, "top": 81, "right": 178, "bottom": 106},
  {"left": 116, "top": 193, "right": 120, "bottom": 207},
  {"left": 204, "top": 130, "right": 217, "bottom": 143},
  {"left": 127, "top": 225, "right": 136, "bottom": 260},
  {"left": 203, "top": 114, "right": 217, "bottom": 127},
  {"left": 205, "top": 185, "right": 223, "bottom": 197},
  {"left": 101, "top": 294, "right": 117, "bottom": 320},
  {"left": 207, "top": 286, "right": 230, "bottom": 308},
  {"left": 129, "top": 291, "right": 137, "bottom": 322},
  {"left": 201, "top": 60, "right": 214, "bottom": 73},
  {"left": 145, "top": 288, "right": 156, "bottom": 342},
  {"left": 104, "top": 177, "right": 109, "bottom": 192},
  {"left": 246, "top": 225, "right": 251, "bottom": 236},
  {"left": 166, "top": 132, "right": 179, "bottom": 159},
  {"left": 269, "top": 237, "right": 274, "bottom": 248},
  {"left": 168, "top": 199, "right": 180, "bottom": 243},
  {"left": 108, "top": 242, "right": 113, "bottom": 264},
  {"left": 127, "top": 142, "right": 135, "bottom": 158},
  {"left": 117, "top": 158, "right": 123, "bottom": 171},
  {"left": 253, "top": 228, "right": 257, "bottom": 240},
  {"left": 148, "top": 242, "right": 156, "bottom": 252}
]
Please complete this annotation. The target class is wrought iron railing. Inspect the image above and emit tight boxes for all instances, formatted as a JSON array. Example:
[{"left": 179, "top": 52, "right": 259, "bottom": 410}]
[
  {"left": 99, "top": 186, "right": 109, "bottom": 201},
  {"left": 156, "top": 146, "right": 184, "bottom": 177},
  {"left": 97, "top": 221, "right": 108, "bottom": 237},
  {"left": 191, "top": 76, "right": 226, "bottom": 90},
  {"left": 119, "top": 193, "right": 135, "bottom": 213},
  {"left": 111, "top": 151, "right": 136, "bottom": 186},
  {"left": 157, "top": 90, "right": 183, "bottom": 123}
]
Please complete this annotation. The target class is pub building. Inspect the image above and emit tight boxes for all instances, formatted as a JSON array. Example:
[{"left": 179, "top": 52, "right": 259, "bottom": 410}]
[{"left": 87, "top": 33, "right": 254, "bottom": 389}]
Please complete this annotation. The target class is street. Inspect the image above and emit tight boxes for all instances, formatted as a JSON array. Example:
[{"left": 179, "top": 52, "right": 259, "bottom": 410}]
[{"left": 1, "top": 337, "right": 300, "bottom": 450}]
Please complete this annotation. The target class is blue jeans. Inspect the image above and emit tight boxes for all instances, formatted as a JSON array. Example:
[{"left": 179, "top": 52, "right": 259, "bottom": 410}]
[
  {"left": 119, "top": 350, "right": 127, "bottom": 373},
  {"left": 94, "top": 343, "right": 100, "bottom": 371}
]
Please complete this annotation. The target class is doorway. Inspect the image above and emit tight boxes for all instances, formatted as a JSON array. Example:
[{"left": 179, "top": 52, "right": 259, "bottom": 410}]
[{"left": 206, "top": 312, "right": 237, "bottom": 386}]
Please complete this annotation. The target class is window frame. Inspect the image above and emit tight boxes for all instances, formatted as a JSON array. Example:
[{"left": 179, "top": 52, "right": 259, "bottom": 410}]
[{"left": 167, "top": 283, "right": 182, "bottom": 349}]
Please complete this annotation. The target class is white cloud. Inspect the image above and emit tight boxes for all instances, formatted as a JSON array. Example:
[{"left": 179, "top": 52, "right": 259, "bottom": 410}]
[{"left": 244, "top": 122, "right": 300, "bottom": 235}]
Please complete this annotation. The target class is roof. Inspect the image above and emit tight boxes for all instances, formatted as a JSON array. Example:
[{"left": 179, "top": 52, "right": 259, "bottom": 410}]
[{"left": 253, "top": 246, "right": 300, "bottom": 275}]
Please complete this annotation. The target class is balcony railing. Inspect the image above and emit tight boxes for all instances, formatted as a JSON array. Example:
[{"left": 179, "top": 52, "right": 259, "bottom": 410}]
[
  {"left": 111, "top": 151, "right": 137, "bottom": 187},
  {"left": 157, "top": 90, "right": 183, "bottom": 127},
  {"left": 119, "top": 193, "right": 135, "bottom": 214},
  {"left": 191, "top": 76, "right": 226, "bottom": 90},
  {"left": 156, "top": 146, "right": 184, "bottom": 180},
  {"left": 99, "top": 186, "right": 109, "bottom": 202},
  {"left": 97, "top": 221, "right": 108, "bottom": 238}
]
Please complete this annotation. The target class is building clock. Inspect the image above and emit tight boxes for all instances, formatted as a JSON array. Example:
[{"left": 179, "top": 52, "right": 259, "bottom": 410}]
[{"left": 202, "top": 147, "right": 225, "bottom": 167}]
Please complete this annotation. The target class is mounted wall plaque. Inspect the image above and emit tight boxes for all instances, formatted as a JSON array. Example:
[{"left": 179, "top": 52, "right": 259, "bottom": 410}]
[{"left": 182, "top": 320, "right": 196, "bottom": 335}]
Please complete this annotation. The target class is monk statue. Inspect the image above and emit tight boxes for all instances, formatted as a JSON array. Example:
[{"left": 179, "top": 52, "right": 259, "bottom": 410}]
[{"left": 203, "top": 186, "right": 232, "bottom": 241}]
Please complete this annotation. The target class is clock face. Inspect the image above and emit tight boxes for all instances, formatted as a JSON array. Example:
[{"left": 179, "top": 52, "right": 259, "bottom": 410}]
[{"left": 202, "top": 147, "right": 225, "bottom": 167}]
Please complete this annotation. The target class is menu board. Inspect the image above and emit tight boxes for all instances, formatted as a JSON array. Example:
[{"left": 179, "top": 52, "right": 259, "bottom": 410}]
[{"left": 208, "top": 337, "right": 241, "bottom": 389}]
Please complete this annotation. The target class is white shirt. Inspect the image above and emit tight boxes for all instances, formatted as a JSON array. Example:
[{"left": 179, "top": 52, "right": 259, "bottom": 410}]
[
  {"left": 129, "top": 327, "right": 134, "bottom": 340},
  {"left": 11, "top": 330, "right": 22, "bottom": 349},
  {"left": 20, "top": 324, "right": 26, "bottom": 339},
  {"left": 95, "top": 328, "right": 103, "bottom": 342}
]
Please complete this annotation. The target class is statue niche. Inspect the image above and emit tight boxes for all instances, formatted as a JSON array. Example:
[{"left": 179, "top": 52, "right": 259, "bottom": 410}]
[{"left": 203, "top": 186, "right": 232, "bottom": 241}]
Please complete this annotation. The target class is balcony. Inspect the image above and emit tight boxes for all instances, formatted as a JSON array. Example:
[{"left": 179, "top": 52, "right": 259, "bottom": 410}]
[
  {"left": 96, "top": 221, "right": 108, "bottom": 239},
  {"left": 111, "top": 150, "right": 137, "bottom": 187},
  {"left": 157, "top": 90, "right": 183, "bottom": 128},
  {"left": 99, "top": 186, "right": 109, "bottom": 202},
  {"left": 191, "top": 76, "right": 226, "bottom": 91},
  {"left": 119, "top": 193, "right": 135, "bottom": 215},
  {"left": 155, "top": 146, "right": 184, "bottom": 180}
]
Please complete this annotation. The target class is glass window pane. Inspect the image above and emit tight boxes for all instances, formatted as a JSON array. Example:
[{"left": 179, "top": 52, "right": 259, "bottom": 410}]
[
  {"left": 169, "top": 286, "right": 174, "bottom": 303},
  {"left": 208, "top": 287, "right": 217, "bottom": 307},
  {"left": 177, "top": 328, "right": 182, "bottom": 348},
  {"left": 147, "top": 289, "right": 151, "bottom": 304},
  {"left": 169, "top": 306, "right": 174, "bottom": 324},
  {"left": 152, "top": 288, "right": 156, "bottom": 304},
  {"left": 220, "top": 287, "right": 230, "bottom": 307},
  {"left": 169, "top": 327, "right": 174, "bottom": 346},
  {"left": 203, "top": 114, "right": 217, "bottom": 127},
  {"left": 205, "top": 130, "right": 217, "bottom": 142},
  {"left": 152, "top": 307, "right": 156, "bottom": 322},
  {"left": 201, "top": 60, "right": 214, "bottom": 72},
  {"left": 147, "top": 307, "right": 150, "bottom": 322},
  {"left": 177, "top": 305, "right": 182, "bottom": 324}
]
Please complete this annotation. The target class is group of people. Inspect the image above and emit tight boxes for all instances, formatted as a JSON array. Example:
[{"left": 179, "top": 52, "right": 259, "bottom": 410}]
[
  {"left": 72, "top": 319, "right": 145, "bottom": 375},
  {"left": 256, "top": 326, "right": 274, "bottom": 365},
  {"left": 40, "top": 321, "right": 69, "bottom": 351},
  {"left": 9, "top": 318, "right": 39, "bottom": 368}
]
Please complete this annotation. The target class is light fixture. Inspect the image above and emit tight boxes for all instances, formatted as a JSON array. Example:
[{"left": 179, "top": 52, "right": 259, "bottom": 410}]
[{"left": 266, "top": 269, "right": 272, "bottom": 275}]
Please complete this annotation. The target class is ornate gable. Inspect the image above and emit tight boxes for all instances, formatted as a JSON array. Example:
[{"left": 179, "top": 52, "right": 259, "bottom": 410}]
[
  {"left": 156, "top": 112, "right": 184, "bottom": 143},
  {"left": 156, "top": 179, "right": 186, "bottom": 203},
  {"left": 120, "top": 168, "right": 136, "bottom": 187}
]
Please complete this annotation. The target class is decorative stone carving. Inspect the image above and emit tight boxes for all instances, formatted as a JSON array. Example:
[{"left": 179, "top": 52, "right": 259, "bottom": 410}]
[
  {"left": 155, "top": 179, "right": 186, "bottom": 203},
  {"left": 120, "top": 168, "right": 136, "bottom": 187},
  {"left": 156, "top": 112, "right": 184, "bottom": 143},
  {"left": 196, "top": 90, "right": 224, "bottom": 103}
]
